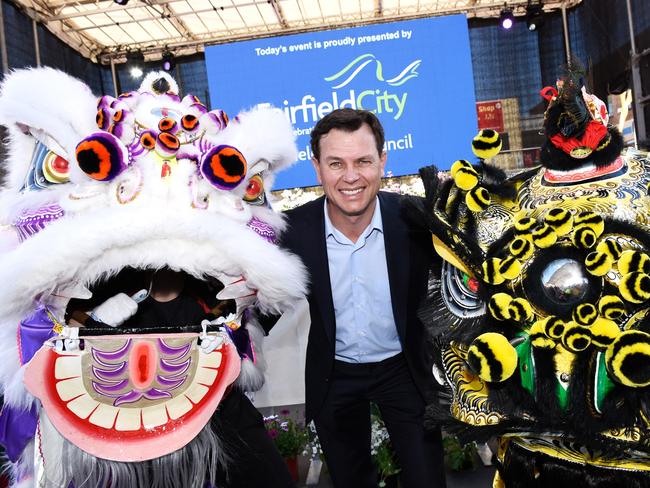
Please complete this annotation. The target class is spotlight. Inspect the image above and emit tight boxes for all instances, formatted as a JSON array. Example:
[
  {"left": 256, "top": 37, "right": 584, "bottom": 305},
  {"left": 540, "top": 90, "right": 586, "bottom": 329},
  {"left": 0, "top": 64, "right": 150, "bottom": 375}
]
[
  {"left": 162, "top": 52, "right": 175, "bottom": 72},
  {"left": 130, "top": 66, "right": 143, "bottom": 79},
  {"left": 113, "top": 0, "right": 129, "bottom": 5},
  {"left": 526, "top": 4, "right": 545, "bottom": 31},
  {"left": 126, "top": 51, "right": 145, "bottom": 79},
  {"left": 500, "top": 8, "right": 514, "bottom": 30}
]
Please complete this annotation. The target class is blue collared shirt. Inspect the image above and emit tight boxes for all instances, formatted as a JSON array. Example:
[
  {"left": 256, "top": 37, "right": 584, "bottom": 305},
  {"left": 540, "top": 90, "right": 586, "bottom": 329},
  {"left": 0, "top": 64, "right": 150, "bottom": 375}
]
[{"left": 324, "top": 198, "right": 402, "bottom": 363}]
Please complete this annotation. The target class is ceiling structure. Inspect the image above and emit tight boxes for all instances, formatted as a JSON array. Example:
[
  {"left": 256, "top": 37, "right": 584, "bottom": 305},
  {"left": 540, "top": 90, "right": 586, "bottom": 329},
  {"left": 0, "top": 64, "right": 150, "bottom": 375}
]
[{"left": 11, "top": 0, "right": 581, "bottom": 64}]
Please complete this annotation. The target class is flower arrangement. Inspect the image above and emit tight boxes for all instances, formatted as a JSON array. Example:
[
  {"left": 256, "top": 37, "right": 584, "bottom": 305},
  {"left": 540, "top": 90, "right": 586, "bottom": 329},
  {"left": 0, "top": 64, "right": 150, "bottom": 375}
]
[
  {"left": 263, "top": 412, "right": 308, "bottom": 458},
  {"left": 302, "top": 420, "right": 323, "bottom": 460},
  {"left": 370, "top": 404, "right": 401, "bottom": 487}
]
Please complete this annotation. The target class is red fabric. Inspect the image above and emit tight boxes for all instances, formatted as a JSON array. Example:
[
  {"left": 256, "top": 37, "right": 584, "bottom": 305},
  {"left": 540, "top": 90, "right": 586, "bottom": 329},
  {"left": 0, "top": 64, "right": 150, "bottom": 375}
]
[
  {"left": 540, "top": 86, "right": 558, "bottom": 101},
  {"left": 549, "top": 120, "right": 608, "bottom": 155}
]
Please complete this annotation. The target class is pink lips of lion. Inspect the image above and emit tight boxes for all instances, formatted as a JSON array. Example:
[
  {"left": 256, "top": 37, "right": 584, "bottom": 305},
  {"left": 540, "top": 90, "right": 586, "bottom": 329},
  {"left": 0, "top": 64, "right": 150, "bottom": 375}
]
[{"left": 24, "top": 333, "right": 241, "bottom": 462}]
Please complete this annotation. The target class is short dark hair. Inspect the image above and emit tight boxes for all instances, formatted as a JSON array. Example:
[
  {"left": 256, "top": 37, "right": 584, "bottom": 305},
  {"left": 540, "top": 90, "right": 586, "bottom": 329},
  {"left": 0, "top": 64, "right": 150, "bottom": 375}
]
[{"left": 310, "top": 109, "right": 385, "bottom": 161}]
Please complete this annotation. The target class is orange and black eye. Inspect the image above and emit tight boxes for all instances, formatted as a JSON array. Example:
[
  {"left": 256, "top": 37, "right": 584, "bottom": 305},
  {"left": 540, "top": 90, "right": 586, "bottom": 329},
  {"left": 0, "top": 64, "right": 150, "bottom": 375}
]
[
  {"left": 139, "top": 130, "right": 156, "bottom": 150},
  {"left": 181, "top": 114, "right": 199, "bottom": 132},
  {"left": 75, "top": 132, "right": 127, "bottom": 181},
  {"left": 158, "top": 117, "right": 177, "bottom": 133},
  {"left": 201, "top": 145, "right": 247, "bottom": 190},
  {"left": 156, "top": 132, "right": 180, "bottom": 155},
  {"left": 113, "top": 109, "right": 125, "bottom": 123},
  {"left": 244, "top": 174, "right": 265, "bottom": 204},
  {"left": 96, "top": 108, "right": 109, "bottom": 130}
]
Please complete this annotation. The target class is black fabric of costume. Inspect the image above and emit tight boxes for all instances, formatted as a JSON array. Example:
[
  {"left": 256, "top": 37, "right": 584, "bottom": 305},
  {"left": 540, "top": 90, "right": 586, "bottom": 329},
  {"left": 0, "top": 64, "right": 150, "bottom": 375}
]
[{"left": 122, "top": 294, "right": 207, "bottom": 327}]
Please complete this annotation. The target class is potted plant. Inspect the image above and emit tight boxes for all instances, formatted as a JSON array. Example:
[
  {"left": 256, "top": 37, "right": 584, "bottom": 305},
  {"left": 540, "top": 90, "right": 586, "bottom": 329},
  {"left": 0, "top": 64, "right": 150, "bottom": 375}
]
[{"left": 264, "top": 412, "right": 308, "bottom": 481}]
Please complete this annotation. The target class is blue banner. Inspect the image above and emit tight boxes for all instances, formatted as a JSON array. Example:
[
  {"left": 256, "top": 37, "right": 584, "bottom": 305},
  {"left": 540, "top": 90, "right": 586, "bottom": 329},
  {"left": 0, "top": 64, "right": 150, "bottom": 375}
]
[{"left": 206, "top": 16, "right": 476, "bottom": 189}]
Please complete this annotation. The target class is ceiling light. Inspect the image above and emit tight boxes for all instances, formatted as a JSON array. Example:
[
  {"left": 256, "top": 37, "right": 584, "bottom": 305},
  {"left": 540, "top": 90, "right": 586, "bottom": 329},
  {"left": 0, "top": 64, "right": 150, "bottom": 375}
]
[
  {"left": 113, "top": 0, "right": 129, "bottom": 5},
  {"left": 500, "top": 8, "right": 514, "bottom": 30},
  {"left": 127, "top": 51, "right": 145, "bottom": 79},
  {"left": 162, "top": 52, "right": 175, "bottom": 72},
  {"left": 526, "top": 4, "right": 545, "bottom": 31},
  {"left": 130, "top": 66, "right": 143, "bottom": 79}
]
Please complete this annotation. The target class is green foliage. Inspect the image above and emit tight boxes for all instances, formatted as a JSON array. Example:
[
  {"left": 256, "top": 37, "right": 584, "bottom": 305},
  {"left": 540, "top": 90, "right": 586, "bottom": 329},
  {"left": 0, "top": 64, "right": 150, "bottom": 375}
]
[
  {"left": 370, "top": 404, "right": 401, "bottom": 486},
  {"left": 264, "top": 414, "right": 308, "bottom": 458},
  {"left": 443, "top": 435, "right": 479, "bottom": 471}
]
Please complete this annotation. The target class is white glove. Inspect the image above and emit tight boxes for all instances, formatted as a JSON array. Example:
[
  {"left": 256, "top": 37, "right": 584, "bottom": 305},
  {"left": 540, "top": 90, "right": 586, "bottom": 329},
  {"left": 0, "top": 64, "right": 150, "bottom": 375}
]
[{"left": 90, "top": 292, "right": 138, "bottom": 327}]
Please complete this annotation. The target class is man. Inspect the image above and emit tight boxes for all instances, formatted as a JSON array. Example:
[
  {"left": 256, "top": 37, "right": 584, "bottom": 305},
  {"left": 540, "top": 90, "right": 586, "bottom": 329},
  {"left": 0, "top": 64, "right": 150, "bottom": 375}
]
[{"left": 279, "top": 109, "right": 446, "bottom": 487}]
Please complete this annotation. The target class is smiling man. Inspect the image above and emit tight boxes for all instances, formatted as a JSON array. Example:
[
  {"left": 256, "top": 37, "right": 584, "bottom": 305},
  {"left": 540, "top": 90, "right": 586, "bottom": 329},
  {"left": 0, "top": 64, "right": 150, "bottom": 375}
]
[{"left": 279, "top": 109, "right": 446, "bottom": 487}]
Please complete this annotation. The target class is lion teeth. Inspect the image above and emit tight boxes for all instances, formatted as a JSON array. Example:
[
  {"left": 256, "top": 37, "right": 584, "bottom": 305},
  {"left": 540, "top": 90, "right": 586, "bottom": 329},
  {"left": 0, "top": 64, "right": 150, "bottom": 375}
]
[
  {"left": 217, "top": 279, "right": 256, "bottom": 300},
  {"left": 67, "top": 394, "right": 99, "bottom": 419},
  {"left": 141, "top": 404, "right": 168, "bottom": 429},
  {"left": 56, "top": 377, "right": 85, "bottom": 401},
  {"left": 199, "top": 351, "right": 222, "bottom": 369},
  {"left": 165, "top": 395, "right": 193, "bottom": 420},
  {"left": 184, "top": 383, "right": 209, "bottom": 404},
  {"left": 196, "top": 367, "right": 218, "bottom": 386},
  {"left": 55, "top": 356, "right": 82, "bottom": 380},
  {"left": 115, "top": 406, "right": 142, "bottom": 431},
  {"left": 89, "top": 403, "right": 119, "bottom": 428}
]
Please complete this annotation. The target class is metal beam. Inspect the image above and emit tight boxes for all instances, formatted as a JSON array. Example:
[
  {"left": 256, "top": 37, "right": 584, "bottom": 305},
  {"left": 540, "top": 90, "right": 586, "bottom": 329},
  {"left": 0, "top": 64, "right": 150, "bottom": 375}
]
[
  {"left": 50, "top": 0, "right": 262, "bottom": 21},
  {"left": 110, "top": 56, "right": 118, "bottom": 98},
  {"left": 270, "top": 0, "right": 289, "bottom": 29},
  {"left": 33, "top": 18, "right": 41, "bottom": 66},
  {"left": 627, "top": 0, "right": 645, "bottom": 145},
  {"left": 142, "top": 0, "right": 197, "bottom": 41},
  {"left": 15, "top": 0, "right": 584, "bottom": 63},
  {"left": 66, "top": 0, "right": 544, "bottom": 33},
  {"left": 97, "top": 2, "right": 563, "bottom": 60},
  {"left": 561, "top": 2, "right": 571, "bottom": 63},
  {"left": 0, "top": 1, "right": 9, "bottom": 73}
]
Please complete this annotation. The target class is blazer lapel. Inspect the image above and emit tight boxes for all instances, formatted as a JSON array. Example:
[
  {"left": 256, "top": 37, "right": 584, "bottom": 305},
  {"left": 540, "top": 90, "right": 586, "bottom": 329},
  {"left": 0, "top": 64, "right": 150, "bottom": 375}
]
[
  {"left": 379, "top": 193, "right": 410, "bottom": 339},
  {"left": 303, "top": 198, "right": 336, "bottom": 345}
]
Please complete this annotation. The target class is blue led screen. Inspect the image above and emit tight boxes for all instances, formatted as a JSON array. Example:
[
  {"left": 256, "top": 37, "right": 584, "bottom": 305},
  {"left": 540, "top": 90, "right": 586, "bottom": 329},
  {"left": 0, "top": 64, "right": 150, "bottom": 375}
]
[{"left": 206, "top": 15, "right": 476, "bottom": 189}]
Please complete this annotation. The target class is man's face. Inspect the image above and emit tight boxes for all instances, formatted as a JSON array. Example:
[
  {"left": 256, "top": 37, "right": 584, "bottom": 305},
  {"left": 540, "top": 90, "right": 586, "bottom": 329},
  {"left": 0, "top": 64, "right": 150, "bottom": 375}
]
[{"left": 312, "top": 124, "right": 386, "bottom": 223}]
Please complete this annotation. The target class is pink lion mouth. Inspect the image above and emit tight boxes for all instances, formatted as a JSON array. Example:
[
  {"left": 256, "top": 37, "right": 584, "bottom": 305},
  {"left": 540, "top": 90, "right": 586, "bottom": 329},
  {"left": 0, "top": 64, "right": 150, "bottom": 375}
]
[{"left": 24, "top": 331, "right": 240, "bottom": 462}]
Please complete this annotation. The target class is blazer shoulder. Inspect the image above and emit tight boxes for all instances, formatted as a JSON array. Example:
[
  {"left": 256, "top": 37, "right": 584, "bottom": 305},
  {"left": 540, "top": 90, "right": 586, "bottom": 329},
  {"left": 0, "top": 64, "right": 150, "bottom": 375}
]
[
  {"left": 280, "top": 196, "right": 324, "bottom": 248},
  {"left": 284, "top": 195, "right": 324, "bottom": 221}
]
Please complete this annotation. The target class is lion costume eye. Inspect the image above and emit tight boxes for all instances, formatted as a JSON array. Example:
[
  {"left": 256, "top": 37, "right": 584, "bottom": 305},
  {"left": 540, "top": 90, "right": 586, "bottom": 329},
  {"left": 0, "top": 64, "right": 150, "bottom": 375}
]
[
  {"left": 441, "top": 261, "right": 485, "bottom": 319},
  {"left": 523, "top": 246, "right": 602, "bottom": 318},
  {"left": 243, "top": 175, "right": 265, "bottom": 205},
  {"left": 75, "top": 132, "right": 128, "bottom": 181},
  {"left": 200, "top": 145, "right": 247, "bottom": 190}
]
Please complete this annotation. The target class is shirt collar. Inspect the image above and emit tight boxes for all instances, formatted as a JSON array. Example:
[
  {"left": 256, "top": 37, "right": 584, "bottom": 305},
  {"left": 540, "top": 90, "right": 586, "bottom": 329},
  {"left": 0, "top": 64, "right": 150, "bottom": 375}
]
[{"left": 324, "top": 196, "right": 383, "bottom": 242}]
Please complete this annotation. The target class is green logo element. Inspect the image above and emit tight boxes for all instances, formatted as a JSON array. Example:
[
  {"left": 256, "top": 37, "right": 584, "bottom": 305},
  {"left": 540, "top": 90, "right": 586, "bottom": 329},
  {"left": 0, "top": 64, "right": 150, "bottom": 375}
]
[{"left": 324, "top": 54, "right": 421, "bottom": 88}]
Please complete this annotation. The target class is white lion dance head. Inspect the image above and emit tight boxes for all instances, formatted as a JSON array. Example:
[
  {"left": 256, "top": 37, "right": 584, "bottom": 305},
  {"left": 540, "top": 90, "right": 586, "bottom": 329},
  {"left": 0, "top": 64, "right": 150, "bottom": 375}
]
[{"left": 0, "top": 67, "right": 306, "bottom": 487}]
